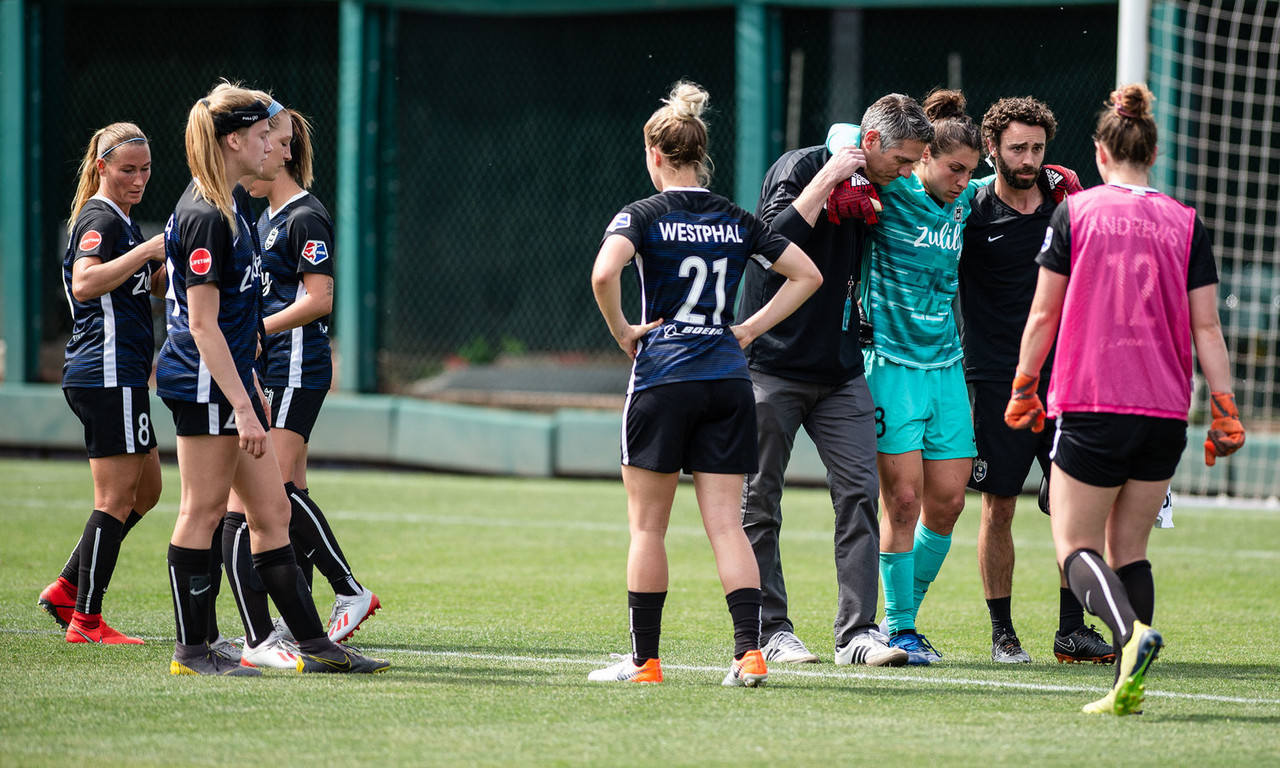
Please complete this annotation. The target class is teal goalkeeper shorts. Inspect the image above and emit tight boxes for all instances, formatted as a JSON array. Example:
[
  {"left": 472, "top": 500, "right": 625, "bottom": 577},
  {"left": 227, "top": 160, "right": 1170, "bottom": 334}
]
[{"left": 863, "top": 351, "right": 976, "bottom": 459}]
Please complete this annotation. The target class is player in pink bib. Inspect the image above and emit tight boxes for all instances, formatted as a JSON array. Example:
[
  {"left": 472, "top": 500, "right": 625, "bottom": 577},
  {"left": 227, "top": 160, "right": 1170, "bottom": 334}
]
[{"left": 1006, "top": 84, "right": 1244, "bottom": 716}]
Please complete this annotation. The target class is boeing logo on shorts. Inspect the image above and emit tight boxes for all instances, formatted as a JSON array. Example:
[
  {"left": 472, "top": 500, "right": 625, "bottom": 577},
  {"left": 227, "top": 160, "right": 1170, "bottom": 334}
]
[
  {"left": 657, "top": 221, "right": 743, "bottom": 244},
  {"left": 662, "top": 324, "right": 725, "bottom": 338}
]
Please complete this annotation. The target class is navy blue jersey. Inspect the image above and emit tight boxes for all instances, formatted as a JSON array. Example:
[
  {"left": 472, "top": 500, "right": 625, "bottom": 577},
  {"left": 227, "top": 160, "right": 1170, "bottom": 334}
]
[
  {"left": 157, "top": 179, "right": 262, "bottom": 402},
  {"left": 61, "top": 198, "right": 159, "bottom": 388},
  {"left": 259, "top": 191, "right": 334, "bottom": 389},
  {"left": 604, "top": 188, "right": 790, "bottom": 392}
]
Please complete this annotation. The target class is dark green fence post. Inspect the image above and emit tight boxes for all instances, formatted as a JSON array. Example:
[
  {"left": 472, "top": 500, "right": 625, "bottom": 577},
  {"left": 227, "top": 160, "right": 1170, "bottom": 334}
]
[
  {"left": 1, "top": 0, "right": 40, "bottom": 384},
  {"left": 337, "top": 0, "right": 382, "bottom": 393},
  {"left": 735, "top": 1, "right": 774, "bottom": 210}
]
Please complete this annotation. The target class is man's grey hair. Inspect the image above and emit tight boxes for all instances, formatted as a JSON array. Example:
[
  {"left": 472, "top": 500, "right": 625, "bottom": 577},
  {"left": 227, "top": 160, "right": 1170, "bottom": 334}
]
[{"left": 861, "top": 93, "right": 934, "bottom": 149}]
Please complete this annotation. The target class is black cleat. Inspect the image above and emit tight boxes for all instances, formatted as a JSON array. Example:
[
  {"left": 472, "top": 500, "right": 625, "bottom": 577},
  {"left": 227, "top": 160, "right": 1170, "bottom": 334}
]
[
  {"left": 171, "top": 649, "right": 262, "bottom": 677},
  {"left": 1054, "top": 624, "right": 1116, "bottom": 664},
  {"left": 297, "top": 643, "right": 390, "bottom": 674}
]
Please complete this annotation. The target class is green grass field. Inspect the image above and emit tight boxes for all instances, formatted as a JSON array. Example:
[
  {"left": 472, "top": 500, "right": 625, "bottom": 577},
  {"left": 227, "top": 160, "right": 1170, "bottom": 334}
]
[{"left": 2, "top": 457, "right": 1277, "bottom": 766}]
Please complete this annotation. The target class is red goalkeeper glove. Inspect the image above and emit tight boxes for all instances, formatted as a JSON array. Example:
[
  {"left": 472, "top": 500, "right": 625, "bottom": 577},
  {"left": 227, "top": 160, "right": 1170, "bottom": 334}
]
[
  {"left": 1204, "top": 391, "right": 1245, "bottom": 466},
  {"left": 1004, "top": 371, "right": 1046, "bottom": 432},
  {"left": 826, "top": 172, "right": 882, "bottom": 225},
  {"left": 1042, "top": 164, "right": 1082, "bottom": 204}
]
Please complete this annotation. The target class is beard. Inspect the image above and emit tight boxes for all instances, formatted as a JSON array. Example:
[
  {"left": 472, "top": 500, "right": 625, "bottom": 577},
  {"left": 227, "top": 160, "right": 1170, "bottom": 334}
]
[{"left": 995, "top": 152, "right": 1039, "bottom": 190}]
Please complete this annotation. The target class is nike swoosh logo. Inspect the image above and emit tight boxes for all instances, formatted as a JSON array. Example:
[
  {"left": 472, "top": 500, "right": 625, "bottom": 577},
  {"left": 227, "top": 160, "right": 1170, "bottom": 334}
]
[
  {"left": 191, "top": 585, "right": 210, "bottom": 596},
  {"left": 305, "top": 549, "right": 316, "bottom": 559},
  {"left": 987, "top": 235, "right": 1005, "bottom": 242},
  {"left": 1059, "top": 638, "right": 1077, "bottom": 652},
  {"left": 310, "top": 652, "right": 352, "bottom": 671}
]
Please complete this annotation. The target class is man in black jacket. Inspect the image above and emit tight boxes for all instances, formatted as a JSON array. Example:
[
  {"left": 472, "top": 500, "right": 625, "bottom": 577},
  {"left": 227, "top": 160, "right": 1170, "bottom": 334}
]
[{"left": 739, "top": 93, "right": 933, "bottom": 666}]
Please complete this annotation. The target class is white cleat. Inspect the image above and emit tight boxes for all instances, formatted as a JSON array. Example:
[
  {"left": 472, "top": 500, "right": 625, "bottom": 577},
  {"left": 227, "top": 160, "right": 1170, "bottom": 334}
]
[
  {"left": 327, "top": 586, "right": 381, "bottom": 643},
  {"left": 761, "top": 630, "right": 820, "bottom": 664},
  {"left": 835, "top": 629, "right": 909, "bottom": 667},
  {"left": 240, "top": 631, "right": 302, "bottom": 670}
]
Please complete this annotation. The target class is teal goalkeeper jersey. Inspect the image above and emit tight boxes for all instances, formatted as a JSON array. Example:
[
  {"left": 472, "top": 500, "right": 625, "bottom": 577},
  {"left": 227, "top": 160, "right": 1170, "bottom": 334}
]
[
  {"left": 863, "top": 172, "right": 989, "bottom": 368},
  {"left": 827, "top": 123, "right": 993, "bottom": 367}
]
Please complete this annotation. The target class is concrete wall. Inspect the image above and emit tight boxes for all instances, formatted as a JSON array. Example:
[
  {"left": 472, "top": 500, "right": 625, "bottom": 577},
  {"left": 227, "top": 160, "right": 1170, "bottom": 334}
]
[{"left": 1, "top": 383, "right": 1275, "bottom": 497}]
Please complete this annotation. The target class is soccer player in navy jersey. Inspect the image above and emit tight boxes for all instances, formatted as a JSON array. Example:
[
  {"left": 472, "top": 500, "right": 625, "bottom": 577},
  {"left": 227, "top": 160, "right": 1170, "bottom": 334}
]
[
  {"left": 39, "top": 123, "right": 166, "bottom": 645},
  {"left": 959, "top": 96, "right": 1113, "bottom": 665},
  {"left": 158, "top": 82, "right": 386, "bottom": 676},
  {"left": 218, "top": 105, "right": 379, "bottom": 670},
  {"left": 588, "top": 81, "right": 821, "bottom": 686}
]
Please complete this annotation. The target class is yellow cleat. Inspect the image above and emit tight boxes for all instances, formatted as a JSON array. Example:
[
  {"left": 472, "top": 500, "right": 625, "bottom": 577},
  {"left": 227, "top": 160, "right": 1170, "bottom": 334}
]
[{"left": 1081, "top": 621, "right": 1162, "bottom": 716}]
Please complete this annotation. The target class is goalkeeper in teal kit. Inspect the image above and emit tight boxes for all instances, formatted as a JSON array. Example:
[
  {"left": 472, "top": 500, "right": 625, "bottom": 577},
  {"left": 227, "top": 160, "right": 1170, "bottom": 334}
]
[{"left": 828, "top": 90, "right": 987, "bottom": 664}]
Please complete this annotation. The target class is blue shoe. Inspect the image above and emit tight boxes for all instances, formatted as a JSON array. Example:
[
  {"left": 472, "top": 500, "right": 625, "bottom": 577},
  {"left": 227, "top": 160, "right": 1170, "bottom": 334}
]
[
  {"left": 889, "top": 632, "right": 933, "bottom": 666},
  {"left": 916, "top": 633, "right": 943, "bottom": 663}
]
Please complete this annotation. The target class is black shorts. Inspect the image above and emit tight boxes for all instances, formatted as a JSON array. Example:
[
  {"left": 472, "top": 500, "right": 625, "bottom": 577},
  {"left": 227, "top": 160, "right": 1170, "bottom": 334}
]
[
  {"left": 967, "top": 378, "right": 1056, "bottom": 496},
  {"left": 163, "top": 394, "right": 270, "bottom": 437},
  {"left": 1051, "top": 411, "right": 1187, "bottom": 487},
  {"left": 262, "top": 386, "right": 326, "bottom": 442},
  {"left": 622, "top": 378, "right": 758, "bottom": 475},
  {"left": 63, "top": 386, "right": 158, "bottom": 458}
]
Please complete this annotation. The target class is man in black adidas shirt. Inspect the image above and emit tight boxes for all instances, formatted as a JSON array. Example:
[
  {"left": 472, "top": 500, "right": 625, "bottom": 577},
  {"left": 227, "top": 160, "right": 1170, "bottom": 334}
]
[{"left": 960, "top": 96, "right": 1113, "bottom": 666}]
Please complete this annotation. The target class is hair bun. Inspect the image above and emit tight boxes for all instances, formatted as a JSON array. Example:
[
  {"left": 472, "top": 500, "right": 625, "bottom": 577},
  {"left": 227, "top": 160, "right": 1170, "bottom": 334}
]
[
  {"left": 923, "top": 89, "right": 967, "bottom": 122},
  {"left": 665, "top": 81, "right": 709, "bottom": 120},
  {"left": 1110, "top": 83, "right": 1153, "bottom": 119}
]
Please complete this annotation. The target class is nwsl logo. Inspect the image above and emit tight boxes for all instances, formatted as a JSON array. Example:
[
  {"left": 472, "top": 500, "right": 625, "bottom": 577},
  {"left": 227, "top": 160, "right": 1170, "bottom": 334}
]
[{"left": 301, "top": 240, "right": 329, "bottom": 265}]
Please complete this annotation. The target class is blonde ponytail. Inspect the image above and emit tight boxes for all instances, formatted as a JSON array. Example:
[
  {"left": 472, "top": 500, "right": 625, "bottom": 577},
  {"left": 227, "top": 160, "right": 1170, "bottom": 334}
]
[{"left": 68, "top": 122, "right": 147, "bottom": 228}]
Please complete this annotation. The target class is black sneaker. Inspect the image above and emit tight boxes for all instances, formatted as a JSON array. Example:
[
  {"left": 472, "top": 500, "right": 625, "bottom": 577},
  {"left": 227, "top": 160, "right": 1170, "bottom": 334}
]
[
  {"left": 297, "top": 642, "right": 390, "bottom": 674},
  {"left": 1054, "top": 624, "right": 1117, "bottom": 664},
  {"left": 171, "top": 650, "right": 262, "bottom": 677},
  {"left": 991, "top": 632, "right": 1032, "bottom": 663}
]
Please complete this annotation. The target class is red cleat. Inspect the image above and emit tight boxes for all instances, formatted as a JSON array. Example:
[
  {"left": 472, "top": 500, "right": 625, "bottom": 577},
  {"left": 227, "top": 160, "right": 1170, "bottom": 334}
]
[
  {"left": 38, "top": 577, "right": 78, "bottom": 630},
  {"left": 66, "top": 613, "right": 145, "bottom": 645}
]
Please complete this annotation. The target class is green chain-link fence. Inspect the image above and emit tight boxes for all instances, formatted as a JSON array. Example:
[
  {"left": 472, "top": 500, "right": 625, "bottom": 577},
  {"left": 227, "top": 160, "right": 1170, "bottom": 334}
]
[{"left": 33, "top": 2, "right": 1120, "bottom": 393}]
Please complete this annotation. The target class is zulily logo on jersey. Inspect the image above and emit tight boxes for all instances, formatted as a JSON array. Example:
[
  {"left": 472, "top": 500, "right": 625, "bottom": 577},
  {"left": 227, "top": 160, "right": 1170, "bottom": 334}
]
[
  {"left": 911, "top": 222, "right": 963, "bottom": 253},
  {"left": 657, "top": 222, "right": 742, "bottom": 244},
  {"left": 301, "top": 240, "right": 329, "bottom": 265}
]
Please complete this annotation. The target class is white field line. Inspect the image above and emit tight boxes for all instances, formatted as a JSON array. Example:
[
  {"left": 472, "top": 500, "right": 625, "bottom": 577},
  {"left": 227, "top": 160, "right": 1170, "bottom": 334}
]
[
  {"left": 3, "top": 626, "right": 1277, "bottom": 706},
  {"left": 10, "top": 498, "right": 1280, "bottom": 559},
  {"left": 398, "top": 648, "right": 1280, "bottom": 705}
]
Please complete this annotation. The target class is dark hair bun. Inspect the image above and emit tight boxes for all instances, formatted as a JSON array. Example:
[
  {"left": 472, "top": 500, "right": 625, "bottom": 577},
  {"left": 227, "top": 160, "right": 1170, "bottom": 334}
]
[{"left": 923, "top": 89, "right": 967, "bottom": 121}]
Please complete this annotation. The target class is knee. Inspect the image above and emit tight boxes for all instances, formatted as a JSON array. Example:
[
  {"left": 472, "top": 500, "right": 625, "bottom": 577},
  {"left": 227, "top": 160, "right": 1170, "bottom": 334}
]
[{"left": 883, "top": 489, "right": 920, "bottom": 528}]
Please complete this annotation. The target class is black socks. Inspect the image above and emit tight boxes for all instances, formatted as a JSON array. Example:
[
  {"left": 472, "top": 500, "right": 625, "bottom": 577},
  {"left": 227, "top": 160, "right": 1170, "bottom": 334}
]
[
  {"left": 1116, "top": 559, "right": 1154, "bottom": 626},
  {"left": 1064, "top": 548, "right": 1139, "bottom": 648},
  {"left": 167, "top": 544, "right": 214, "bottom": 647},
  {"left": 285, "top": 482, "right": 359, "bottom": 597},
  {"left": 221, "top": 512, "right": 276, "bottom": 648},
  {"left": 628, "top": 591, "right": 666, "bottom": 664},
  {"left": 726, "top": 588, "right": 763, "bottom": 659},
  {"left": 252, "top": 544, "right": 326, "bottom": 643},
  {"left": 986, "top": 596, "right": 1014, "bottom": 639},
  {"left": 62, "top": 509, "right": 142, "bottom": 585},
  {"left": 74, "top": 510, "right": 124, "bottom": 615}
]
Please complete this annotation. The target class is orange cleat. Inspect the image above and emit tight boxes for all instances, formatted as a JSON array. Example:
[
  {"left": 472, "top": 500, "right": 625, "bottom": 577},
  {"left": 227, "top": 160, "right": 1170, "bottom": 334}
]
[
  {"left": 587, "top": 655, "right": 663, "bottom": 683},
  {"left": 722, "top": 649, "right": 768, "bottom": 687}
]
